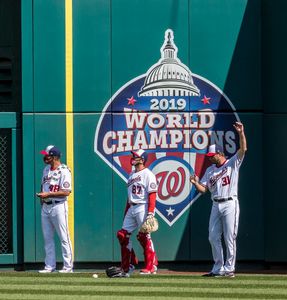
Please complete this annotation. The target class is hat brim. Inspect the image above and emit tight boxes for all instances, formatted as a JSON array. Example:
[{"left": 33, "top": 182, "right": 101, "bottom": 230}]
[
  {"left": 131, "top": 151, "right": 141, "bottom": 158},
  {"left": 206, "top": 152, "right": 217, "bottom": 157},
  {"left": 40, "top": 150, "right": 49, "bottom": 155}
]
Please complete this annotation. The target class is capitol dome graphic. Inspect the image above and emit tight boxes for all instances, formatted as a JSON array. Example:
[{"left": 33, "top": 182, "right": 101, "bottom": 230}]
[{"left": 138, "top": 29, "right": 200, "bottom": 97}]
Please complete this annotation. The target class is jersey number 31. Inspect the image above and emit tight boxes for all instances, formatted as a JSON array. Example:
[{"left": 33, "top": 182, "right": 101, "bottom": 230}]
[{"left": 222, "top": 176, "right": 230, "bottom": 186}]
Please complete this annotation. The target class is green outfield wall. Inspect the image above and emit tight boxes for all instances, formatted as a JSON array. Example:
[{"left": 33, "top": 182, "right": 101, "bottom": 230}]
[
  {"left": 262, "top": 0, "right": 287, "bottom": 262},
  {"left": 0, "top": 0, "right": 22, "bottom": 264},
  {"left": 0, "top": 0, "right": 285, "bottom": 266}
]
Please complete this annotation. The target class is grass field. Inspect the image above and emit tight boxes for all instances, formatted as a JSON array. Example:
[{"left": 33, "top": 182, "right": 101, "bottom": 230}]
[{"left": 0, "top": 271, "right": 287, "bottom": 299}]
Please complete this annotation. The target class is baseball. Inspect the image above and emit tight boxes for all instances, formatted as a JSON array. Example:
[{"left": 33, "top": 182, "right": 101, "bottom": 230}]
[{"left": 92, "top": 273, "right": 98, "bottom": 278}]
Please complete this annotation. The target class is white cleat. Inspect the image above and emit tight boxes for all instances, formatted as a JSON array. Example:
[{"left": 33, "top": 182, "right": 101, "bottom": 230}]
[
  {"left": 59, "top": 268, "right": 73, "bottom": 273},
  {"left": 140, "top": 265, "right": 157, "bottom": 275},
  {"left": 38, "top": 268, "right": 56, "bottom": 274}
]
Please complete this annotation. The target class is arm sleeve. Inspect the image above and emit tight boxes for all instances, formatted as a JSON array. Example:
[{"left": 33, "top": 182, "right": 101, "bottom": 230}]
[
  {"left": 147, "top": 173, "right": 157, "bottom": 193},
  {"left": 60, "top": 168, "right": 72, "bottom": 191},
  {"left": 41, "top": 168, "right": 46, "bottom": 185},
  {"left": 229, "top": 152, "right": 244, "bottom": 169},
  {"left": 199, "top": 170, "right": 208, "bottom": 188},
  {"left": 148, "top": 192, "right": 156, "bottom": 214}
]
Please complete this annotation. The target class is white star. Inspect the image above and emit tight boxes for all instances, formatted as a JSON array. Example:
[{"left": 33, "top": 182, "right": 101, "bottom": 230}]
[{"left": 166, "top": 207, "right": 175, "bottom": 216}]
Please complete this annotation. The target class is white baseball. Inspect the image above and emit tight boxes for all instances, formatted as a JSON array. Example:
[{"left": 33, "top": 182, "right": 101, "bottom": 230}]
[{"left": 92, "top": 273, "right": 98, "bottom": 278}]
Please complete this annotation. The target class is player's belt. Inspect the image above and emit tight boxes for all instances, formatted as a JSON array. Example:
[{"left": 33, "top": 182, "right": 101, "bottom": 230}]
[
  {"left": 213, "top": 197, "right": 233, "bottom": 203},
  {"left": 45, "top": 200, "right": 62, "bottom": 205},
  {"left": 129, "top": 202, "right": 145, "bottom": 206}
]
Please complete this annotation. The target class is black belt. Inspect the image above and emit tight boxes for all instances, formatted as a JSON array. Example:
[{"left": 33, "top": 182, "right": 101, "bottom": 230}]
[
  {"left": 129, "top": 202, "right": 144, "bottom": 206},
  {"left": 213, "top": 197, "right": 233, "bottom": 203},
  {"left": 45, "top": 200, "right": 61, "bottom": 205}
]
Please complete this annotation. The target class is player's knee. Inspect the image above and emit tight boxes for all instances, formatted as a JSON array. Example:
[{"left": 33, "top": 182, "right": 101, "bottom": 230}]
[
  {"left": 137, "top": 232, "right": 149, "bottom": 247},
  {"left": 117, "top": 229, "right": 130, "bottom": 246},
  {"left": 208, "top": 232, "right": 220, "bottom": 244}
]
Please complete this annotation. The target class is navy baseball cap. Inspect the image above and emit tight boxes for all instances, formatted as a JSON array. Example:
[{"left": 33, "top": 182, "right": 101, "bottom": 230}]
[
  {"left": 206, "top": 144, "right": 224, "bottom": 157},
  {"left": 40, "top": 145, "right": 61, "bottom": 157}
]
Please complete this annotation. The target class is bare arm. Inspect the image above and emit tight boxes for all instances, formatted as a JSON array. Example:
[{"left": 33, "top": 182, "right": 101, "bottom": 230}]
[
  {"left": 233, "top": 122, "right": 247, "bottom": 160},
  {"left": 36, "top": 190, "right": 71, "bottom": 199},
  {"left": 189, "top": 174, "right": 208, "bottom": 193}
]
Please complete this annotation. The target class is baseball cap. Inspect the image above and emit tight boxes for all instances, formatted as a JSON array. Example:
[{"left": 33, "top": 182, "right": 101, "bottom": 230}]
[
  {"left": 40, "top": 145, "right": 61, "bottom": 157},
  {"left": 131, "top": 149, "right": 148, "bottom": 162},
  {"left": 131, "top": 149, "right": 145, "bottom": 158},
  {"left": 206, "top": 144, "right": 224, "bottom": 157}
]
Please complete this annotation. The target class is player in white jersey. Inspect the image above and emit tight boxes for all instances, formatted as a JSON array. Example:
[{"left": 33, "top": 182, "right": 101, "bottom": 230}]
[
  {"left": 190, "top": 122, "right": 247, "bottom": 277},
  {"left": 36, "top": 145, "right": 73, "bottom": 273},
  {"left": 117, "top": 149, "right": 158, "bottom": 275}
]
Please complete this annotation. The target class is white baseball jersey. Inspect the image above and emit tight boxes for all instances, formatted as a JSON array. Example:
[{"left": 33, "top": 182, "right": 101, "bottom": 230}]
[
  {"left": 127, "top": 168, "right": 157, "bottom": 204},
  {"left": 200, "top": 152, "right": 244, "bottom": 200},
  {"left": 41, "top": 163, "right": 73, "bottom": 271},
  {"left": 41, "top": 164, "right": 72, "bottom": 201}
]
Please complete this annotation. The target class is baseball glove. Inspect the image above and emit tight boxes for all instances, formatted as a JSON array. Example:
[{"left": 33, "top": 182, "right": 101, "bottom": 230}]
[
  {"left": 140, "top": 215, "right": 159, "bottom": 233},
  {"left": 106, "top": 266, "right": 128, "bottom": 278}
]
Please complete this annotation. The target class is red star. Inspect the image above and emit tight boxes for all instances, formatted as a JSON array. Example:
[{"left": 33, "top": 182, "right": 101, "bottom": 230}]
[
  {"left": 201, "top": 95, "right": 211, "bottom": 105},
  {"left": 127, "top": 96, "right": 137, "bottom": 106}
]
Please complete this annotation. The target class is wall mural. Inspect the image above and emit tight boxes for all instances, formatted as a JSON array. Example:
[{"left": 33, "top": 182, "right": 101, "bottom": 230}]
[{"left": 95, "top": 29, "right": 239, "bottom": 226}]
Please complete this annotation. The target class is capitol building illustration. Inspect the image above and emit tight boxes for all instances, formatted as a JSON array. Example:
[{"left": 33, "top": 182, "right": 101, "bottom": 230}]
[{"left": 138, "top": 29, "right": 200, "bottom": 97}]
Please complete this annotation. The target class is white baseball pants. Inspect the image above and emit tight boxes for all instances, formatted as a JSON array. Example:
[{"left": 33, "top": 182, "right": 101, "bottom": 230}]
[
  {"left": 208, "top": 198, "right": 239, "bottom": 274},
  {"left": 122, "top": 203, "right": 154, "bottom": 251},
  {"left": 41, "top": 201, "right": 73, "bottom": 270}
]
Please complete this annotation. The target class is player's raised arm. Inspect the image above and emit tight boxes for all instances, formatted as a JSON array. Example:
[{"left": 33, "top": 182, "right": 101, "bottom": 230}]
[
  {"left": 190, "top": 174, "right": 207, "bottom": 193},
  {"left": 233, "top": 122, "right": 247, "bottom": 160}
]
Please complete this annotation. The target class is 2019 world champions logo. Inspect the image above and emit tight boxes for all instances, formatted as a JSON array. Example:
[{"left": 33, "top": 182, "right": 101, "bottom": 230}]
[{"left": 94, "top": 29, "right": 240, "bottom": 226}]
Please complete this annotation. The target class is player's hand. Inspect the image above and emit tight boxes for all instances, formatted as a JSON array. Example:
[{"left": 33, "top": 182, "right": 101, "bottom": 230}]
[
  {"left": 190, "top": 174, "right": 199, "bottom": 185},
  {"left": 36, "top": 192, "right": 50, "bottom": 199},
  {"left": 146, "top": 212, "right": 154, "bottom": 220},
  {"left": 233, "top": 122, "right": 244, "bottom": 133}
]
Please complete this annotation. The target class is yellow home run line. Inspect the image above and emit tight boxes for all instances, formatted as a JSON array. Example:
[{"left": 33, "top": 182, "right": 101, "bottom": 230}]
[{"left": 65, "top": 0, "right": 74, "bottom": 258}]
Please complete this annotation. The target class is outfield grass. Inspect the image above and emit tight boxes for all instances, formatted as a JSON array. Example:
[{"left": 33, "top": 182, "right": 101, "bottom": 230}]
[{"left": 0, "top": 272, "right": 287, "bottom": 299}]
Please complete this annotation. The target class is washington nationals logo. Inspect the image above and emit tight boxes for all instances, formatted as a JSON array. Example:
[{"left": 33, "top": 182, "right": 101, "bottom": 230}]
[
  {"left": 94, "top": 29, "right": 240, "bottom": 225},
  {"left": 153, "top": 158, "right": 189, "bottom": 203},
  {"left": 157, "top": 167, "right": 185, "bottom": 200}
]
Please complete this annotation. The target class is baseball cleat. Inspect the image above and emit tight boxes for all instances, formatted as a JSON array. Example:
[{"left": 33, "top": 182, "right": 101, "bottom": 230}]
[
  {"left": 224, "top": 272, "right": 235, "bottom": 278},
  {"left": 202, "top": 272, "right": 224, "bottom": 277},
  {"left": 59, "top": 268, "right": 73, "bottom": 273},
  {"left": 38, "top": 268, "right": 56, "bottom": 273},
  {"left": 139, "top": 265, "right": 157, "bottom": 275}
]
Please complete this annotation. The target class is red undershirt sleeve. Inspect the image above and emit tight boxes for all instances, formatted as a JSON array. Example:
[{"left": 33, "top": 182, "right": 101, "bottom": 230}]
[{"left": 148, "top": 192, "right": 156, "bottom": 214}]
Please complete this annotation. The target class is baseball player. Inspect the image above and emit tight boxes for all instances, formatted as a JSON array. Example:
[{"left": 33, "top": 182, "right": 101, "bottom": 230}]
[
  {"left": 190, "top": 122, "right": 247, "bottom": 277},
  {"left": 36, "top": 145, "right": 73, "bottom": 273},
  {"left": 117, "top": 149, "right": 158, "bottom": 276}
]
